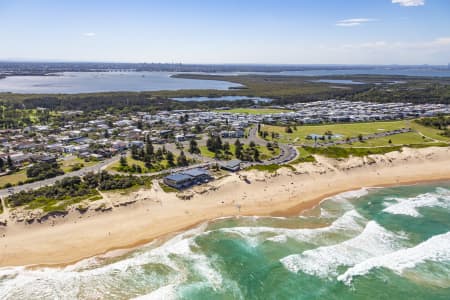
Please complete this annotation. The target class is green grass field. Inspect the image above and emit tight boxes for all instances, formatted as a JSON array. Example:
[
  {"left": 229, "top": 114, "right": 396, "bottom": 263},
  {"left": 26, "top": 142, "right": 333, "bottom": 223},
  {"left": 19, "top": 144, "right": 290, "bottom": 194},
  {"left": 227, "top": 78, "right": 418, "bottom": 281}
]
[
  {"left": 261, "top": 120, "right": 450, "bottom": 146},
  {"left": 304, "top": 145, "right": 403, "bottom": 159},
  {"left": 215, "top": 108, "right": 292, "bottom": 115},
  {"left": 288, "top": 147, "right": 317, "bottom": 165},
  {"left": 0, "top": 169, "right": 28, "bottom": 188},
  {"left": 60, "top": 156, "right": 98, "bottom": 172}
]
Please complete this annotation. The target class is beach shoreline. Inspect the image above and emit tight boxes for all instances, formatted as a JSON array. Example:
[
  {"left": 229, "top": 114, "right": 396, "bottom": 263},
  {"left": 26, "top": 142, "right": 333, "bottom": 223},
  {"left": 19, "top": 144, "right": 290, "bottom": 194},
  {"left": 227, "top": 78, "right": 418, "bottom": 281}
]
[{"left": 0, "top": 146, "right": 449, "bottom": 268}]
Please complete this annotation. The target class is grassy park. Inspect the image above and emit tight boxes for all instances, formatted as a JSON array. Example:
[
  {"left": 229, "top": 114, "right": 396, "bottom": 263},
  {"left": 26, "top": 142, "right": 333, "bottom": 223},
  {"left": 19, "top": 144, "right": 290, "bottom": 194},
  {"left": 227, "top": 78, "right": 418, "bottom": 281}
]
[{"left": 260, "top": 119, "right": 450, "bottom": 146}]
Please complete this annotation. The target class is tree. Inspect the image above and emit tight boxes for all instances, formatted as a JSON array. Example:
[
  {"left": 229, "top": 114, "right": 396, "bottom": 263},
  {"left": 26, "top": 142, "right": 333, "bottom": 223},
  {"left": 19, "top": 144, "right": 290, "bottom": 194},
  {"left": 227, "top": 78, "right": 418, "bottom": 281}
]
[
  {"left": 166, "top": 151, "right": 175, "bottom": 166},
  {"left": 130, "top": 144, "right": 139, "bottom": 160},
  {"left": 358, "top": 134, "right": 364, "bottom": 142},
  {"left": 206, "top": 136, "right": 223, "bottom": 153},
  {"left": 194, "top": 124, "right": 202, "bottom": 133},
  {"left": 0, "top": 158, "right": 3, "bottom": 171},
  {"left": 26, "top": 162, "right": 64, "bottom": 180},
  {"left": 189, "top": 139, "right": 200, "bottom": 154},
  {"left": 145, "top": 141, "right": 154, "bottom": 156},
  {"left": 253, "top": 148, "right": 260, "bottom": 161},
  {"left": 285, "top": 126, "right": 293, "bottom": 133},
  {"left": 119, "top": 156, "right": 128, "bottom": 167},
  {"left": 177, "top": 151, "right": 188, "bottom": 166},
  {"left": 249, "top": 141, "right": 256, "bottom": 148},
  {"left": 6, "top": 155, "right": 13, "bottom": 170},
  {"left": 234, "top": 139, "right": 243, "bottom": 159},
  {"left": 155, "top": 148, "right": 164, "bottom": 161},
  {"left": 223, "top": 141, "right": 230, "bottom": 152},
  {"left": 144, "top": 155, "right": 152, "bottom": 170}
]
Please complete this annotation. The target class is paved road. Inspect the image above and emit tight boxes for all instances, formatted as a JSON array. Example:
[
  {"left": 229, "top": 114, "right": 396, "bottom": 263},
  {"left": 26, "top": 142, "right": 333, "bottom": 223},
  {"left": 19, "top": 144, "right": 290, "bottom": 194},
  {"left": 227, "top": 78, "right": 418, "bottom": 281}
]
[
  {"left": 0, "top": 156, "right": 120, "bottom": 198},
  {"left": 248, "top": 125, "right": 298, "bottom": 165},
  {"left": 0, "top": 127, "right": 299, "bottom": 199}
]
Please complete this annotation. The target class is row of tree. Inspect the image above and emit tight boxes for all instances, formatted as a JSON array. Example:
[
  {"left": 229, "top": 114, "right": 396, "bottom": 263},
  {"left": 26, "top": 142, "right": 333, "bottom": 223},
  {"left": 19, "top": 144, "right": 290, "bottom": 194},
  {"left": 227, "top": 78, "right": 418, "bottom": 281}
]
[
  {"left": 120, "top": 140, "right": 191, "bottom": 173},
  {"left": 7, "top": 172, "right": 150, "bottom": 208},
  {"left": 26, "top": 161, "right": 64, "bottom": 181}
]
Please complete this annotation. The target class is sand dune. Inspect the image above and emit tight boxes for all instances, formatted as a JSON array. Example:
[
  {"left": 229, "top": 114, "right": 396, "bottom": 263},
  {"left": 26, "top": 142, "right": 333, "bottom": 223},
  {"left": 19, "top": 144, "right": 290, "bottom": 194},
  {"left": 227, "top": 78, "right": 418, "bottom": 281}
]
[{"left": 0, "top": 146, "right": 449, "bottom": 267}]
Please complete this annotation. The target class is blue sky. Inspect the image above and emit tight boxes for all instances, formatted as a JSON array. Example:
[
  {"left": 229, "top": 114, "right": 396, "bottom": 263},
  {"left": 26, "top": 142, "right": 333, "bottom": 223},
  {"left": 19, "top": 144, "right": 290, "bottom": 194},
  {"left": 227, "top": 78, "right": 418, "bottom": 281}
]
[{"left": 0, "top": 0, "right": 449, "bottom": 64}]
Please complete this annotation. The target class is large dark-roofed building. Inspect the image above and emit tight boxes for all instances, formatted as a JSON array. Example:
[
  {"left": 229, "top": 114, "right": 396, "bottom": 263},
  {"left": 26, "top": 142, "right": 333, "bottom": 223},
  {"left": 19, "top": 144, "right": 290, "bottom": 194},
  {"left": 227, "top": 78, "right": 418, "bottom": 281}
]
[
  {"left": 163, "top": 173, "right": 193, "bottom": 189},
  {"left": 163, "top": 168, "right": 212, "bottom": 189}
]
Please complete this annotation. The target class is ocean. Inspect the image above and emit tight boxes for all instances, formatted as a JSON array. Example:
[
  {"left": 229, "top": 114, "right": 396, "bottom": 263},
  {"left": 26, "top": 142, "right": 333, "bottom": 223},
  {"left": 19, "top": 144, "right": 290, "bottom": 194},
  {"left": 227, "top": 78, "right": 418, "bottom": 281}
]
[{"left": 0, "top": 181, "right": 449, "bottom": 299}]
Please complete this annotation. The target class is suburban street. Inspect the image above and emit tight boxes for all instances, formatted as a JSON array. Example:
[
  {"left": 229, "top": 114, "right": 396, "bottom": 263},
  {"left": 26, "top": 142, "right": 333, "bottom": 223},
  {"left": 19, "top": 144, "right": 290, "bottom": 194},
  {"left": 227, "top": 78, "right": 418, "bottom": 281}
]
[
  {"left": 0, "top": 126, "right": 300, "bottom": 199},
  {"left": 0, "top": 156, "right": 120, "bottom": 198}
]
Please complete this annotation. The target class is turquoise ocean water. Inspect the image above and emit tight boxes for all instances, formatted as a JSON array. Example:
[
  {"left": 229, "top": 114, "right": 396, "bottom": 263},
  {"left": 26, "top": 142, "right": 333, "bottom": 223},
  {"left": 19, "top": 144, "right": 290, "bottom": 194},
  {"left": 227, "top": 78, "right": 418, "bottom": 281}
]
[{"left": 1, "top": 181, "right": 449, "bottom": 299}]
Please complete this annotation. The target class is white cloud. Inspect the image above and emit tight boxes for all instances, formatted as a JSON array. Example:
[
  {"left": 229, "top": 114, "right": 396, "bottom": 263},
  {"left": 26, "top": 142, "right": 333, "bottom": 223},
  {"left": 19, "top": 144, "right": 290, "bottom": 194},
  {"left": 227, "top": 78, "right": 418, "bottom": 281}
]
[
  {"left": 392, "top": 0, "right": 425, "bottom": 7},
  {"left": 82, "top": 32, "right": 96, "bottom": 37},
  {"left": 336, "top": 18, "right": 375, "bottom": 27}
]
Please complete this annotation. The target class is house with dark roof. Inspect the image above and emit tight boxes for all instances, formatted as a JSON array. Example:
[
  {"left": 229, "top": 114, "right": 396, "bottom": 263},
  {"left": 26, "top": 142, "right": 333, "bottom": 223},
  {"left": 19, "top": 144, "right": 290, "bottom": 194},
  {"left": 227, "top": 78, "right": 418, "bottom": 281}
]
[
  {"left": 163, "top": 168, "right": 212, "bottom": 189},
  {"left": 220, "top": 159, "right": 242, "bottom": 172}
]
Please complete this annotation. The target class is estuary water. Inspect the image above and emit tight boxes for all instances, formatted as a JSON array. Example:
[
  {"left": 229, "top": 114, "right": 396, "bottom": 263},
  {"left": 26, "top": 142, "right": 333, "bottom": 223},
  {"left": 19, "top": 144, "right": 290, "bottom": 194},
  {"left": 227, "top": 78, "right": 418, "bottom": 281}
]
[
  {"left": 0, "top": 72, "right": 242, "bottom": 94},
  {"left": 0, "top": 181, "right": 449, "bottom": 299}
]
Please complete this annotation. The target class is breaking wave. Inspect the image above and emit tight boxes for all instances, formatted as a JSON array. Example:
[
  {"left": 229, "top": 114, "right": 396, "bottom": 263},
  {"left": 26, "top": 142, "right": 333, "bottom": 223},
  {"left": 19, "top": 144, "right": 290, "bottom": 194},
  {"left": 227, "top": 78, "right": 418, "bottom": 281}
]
[
  {"left": 338, "top": 231, "right": 450, "bottom": 284},
  {"left": 280, "top": 221, "right": 406, "bottom": 277},
  {"left": 382, "top": 188, "right": 450, "bottom": 217}
]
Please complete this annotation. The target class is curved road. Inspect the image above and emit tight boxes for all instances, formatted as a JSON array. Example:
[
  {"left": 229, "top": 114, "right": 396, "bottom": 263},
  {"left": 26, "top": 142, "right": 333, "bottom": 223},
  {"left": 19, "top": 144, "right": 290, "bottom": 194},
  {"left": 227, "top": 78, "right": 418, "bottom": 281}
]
[{"left": 248, "top": 125, "right": 298, "bottom": 165}]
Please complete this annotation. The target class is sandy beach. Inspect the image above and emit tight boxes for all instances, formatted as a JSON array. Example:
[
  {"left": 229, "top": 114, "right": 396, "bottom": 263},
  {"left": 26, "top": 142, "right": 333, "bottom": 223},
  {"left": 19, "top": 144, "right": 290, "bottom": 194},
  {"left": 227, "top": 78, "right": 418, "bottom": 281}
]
[{"left": 0, "top": 146, "right": 449, "bottom": 267}]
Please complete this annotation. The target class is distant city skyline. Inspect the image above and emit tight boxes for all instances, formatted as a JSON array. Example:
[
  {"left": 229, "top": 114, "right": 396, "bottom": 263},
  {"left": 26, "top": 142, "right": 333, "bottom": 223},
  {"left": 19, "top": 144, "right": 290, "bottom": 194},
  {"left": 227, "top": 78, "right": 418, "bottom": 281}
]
[{"left": 0, "top": 0, "right": 449, "bottom": 64}]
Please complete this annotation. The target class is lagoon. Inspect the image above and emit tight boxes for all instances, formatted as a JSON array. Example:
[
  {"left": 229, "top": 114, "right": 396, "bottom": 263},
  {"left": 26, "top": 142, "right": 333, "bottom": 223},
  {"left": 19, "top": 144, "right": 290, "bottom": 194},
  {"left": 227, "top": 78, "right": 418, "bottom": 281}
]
[
  {"left": 311, "top": 79, "right": 365, "bottom": 85},
  {"left": 0, "top": 71, "right": 242, "bottom": 94}
]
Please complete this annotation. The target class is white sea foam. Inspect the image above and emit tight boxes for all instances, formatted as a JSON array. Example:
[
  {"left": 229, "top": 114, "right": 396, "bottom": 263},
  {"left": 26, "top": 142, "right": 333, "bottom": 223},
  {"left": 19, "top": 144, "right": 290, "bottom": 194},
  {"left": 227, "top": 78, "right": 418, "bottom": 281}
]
[
  {"left": 338, "top": 231, "right": 450, "bottom": 285},
  {"left": 0, "top": 223, "right": 214, "bottom": 300},
  {"left": 219, "top": 209, "right": 365, "bottom": 248},
  {"left": 319, "top": 207, "right": 335, "bottom": 218},
  {"left": 280, "top": 221, "right": 405, "bottom": 277},
  {"left": 382, "top": 188, "right": 450, "bottom": 217},
  {"left": 326, "top": 188, "right": 370, "bottom": 203},
  {"left": 132, "top": 284, "right": 178, "bottom": 300},
  {"left": 266, "top": 235, "right": 288, "bottom": 243}
]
